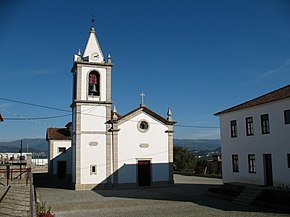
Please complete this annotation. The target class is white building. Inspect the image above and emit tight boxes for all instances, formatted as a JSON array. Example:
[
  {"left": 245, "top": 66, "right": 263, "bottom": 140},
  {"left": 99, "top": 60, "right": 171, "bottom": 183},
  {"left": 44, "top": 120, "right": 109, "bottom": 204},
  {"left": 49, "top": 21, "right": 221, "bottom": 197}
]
[
  {"left": 47, "top": 26, "right": 175, "bottom": 190},
  {"left": 46, "top": 128, "right": 72, "bottom": 178},
  {"left": 215, "top": 85, "right": 290, "bottom": 187}
]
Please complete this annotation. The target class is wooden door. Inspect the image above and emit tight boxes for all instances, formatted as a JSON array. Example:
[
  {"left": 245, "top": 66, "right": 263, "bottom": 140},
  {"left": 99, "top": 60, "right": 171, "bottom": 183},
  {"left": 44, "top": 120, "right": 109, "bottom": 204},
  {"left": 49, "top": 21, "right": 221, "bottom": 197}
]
[
  {"left": 138, "top": 160, "right": 151, "bottom": 186},
  {"left": 57, "top": 161, "right": 66, "bottom": 178},
  {"left": 264, "top": 154, "right": 273, "bottom": 186}
]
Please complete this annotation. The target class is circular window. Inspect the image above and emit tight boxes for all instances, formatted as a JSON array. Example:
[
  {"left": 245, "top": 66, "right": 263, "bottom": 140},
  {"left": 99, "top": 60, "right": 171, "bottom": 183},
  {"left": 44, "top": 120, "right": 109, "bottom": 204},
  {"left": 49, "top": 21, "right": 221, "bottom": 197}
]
[{"left": 138, "top": 120, "right": 149, "bottom": 133}]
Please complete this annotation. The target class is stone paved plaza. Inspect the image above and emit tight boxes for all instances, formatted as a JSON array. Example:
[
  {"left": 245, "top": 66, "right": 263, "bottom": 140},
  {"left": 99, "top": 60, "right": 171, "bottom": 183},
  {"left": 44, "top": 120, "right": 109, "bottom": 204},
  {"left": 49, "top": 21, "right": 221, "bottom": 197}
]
[{"left": 35, "top": 175, "right": 289, "bottom": 217}]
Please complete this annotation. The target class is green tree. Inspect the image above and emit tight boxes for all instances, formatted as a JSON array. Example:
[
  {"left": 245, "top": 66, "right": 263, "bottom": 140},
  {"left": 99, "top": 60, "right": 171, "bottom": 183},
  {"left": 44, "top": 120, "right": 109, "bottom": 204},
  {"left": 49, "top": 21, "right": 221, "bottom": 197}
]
[{"left": 173, "top": 146, "right": 196, "bottom": 172}]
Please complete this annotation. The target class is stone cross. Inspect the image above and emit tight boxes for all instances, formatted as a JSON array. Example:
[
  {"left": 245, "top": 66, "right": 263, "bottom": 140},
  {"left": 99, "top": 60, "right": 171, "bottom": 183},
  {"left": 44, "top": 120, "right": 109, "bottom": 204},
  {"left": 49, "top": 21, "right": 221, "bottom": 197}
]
[{"left": 140, "top": 92, "right": 145, "bottom": 106}]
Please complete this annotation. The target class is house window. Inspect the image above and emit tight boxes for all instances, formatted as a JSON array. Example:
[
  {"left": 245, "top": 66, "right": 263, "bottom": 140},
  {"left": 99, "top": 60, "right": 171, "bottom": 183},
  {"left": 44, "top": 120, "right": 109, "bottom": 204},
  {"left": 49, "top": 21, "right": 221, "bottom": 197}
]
[
  {"left": 230, "top": 120, "right": 237, "bottom": 138},
  {"left": 90, "top": 165, "right": 97, "bottom": 175},
  {"left": 261, "top": 114, "right": 270, "bottom": 134},
  {"left": 284, "top": 110, "right": 290, "bottom": 124},
  {"left": 287, "top": 154, "right": 290, "bottom": 168},
  {"left": 248, "top": 154, "right": 256, "bottom": 173},
  {"left": 232, "top": 155, "right": 239, "bottom": 172},
  {"left": 58, "top": 147, "right": 66, "bottom": 153},
  {"left": 88, "top": 71, "right": 100, "bottom": 96},
  {"left": 246, "top": 117, "right": 254, "bottom": 136}
]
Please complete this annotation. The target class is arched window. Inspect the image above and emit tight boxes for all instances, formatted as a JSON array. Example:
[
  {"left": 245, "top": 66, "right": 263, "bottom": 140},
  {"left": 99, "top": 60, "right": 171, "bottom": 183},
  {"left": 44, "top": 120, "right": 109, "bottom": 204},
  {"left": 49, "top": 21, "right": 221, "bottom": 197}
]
[{"left": 88, "top": 71, "right": 100, "bottom": 96}]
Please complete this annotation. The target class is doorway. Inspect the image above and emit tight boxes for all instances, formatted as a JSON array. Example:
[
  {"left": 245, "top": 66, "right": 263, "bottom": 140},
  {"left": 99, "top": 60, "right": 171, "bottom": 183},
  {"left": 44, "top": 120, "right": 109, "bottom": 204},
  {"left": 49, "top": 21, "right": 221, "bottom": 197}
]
[
  {"left": 263, "top": 154, "right": 273, "bottom": 186},
  {"left": 57, "top": 161, "right": 66, "bottom": 178},
  {"left": 138, "top": 160, "right": 151, "bottom": 186}
]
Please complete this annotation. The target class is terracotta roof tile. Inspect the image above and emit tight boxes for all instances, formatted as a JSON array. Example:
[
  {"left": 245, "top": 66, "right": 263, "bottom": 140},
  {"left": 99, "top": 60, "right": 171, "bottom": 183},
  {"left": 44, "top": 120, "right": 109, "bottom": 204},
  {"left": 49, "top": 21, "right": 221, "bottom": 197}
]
[
  {"left": 46, "top": 128, "right": 71, "bottom": 141},
  {"left": 214, "top": 84, "right": 290, "bottom": 116}
]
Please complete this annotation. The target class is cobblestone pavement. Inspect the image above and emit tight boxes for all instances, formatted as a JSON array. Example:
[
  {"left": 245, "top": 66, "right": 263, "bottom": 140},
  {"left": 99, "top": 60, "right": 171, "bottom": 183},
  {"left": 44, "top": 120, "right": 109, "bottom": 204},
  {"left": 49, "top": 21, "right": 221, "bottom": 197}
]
[{"left": 35, "top": 175, "right": 289, "bottom": 217}]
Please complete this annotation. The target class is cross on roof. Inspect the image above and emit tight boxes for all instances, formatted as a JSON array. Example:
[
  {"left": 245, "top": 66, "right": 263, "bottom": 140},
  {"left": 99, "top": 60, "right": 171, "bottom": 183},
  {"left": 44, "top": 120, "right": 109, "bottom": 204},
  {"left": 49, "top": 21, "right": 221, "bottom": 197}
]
[{"left": 140, "top": 92, "right": 145, "bottom": 106}]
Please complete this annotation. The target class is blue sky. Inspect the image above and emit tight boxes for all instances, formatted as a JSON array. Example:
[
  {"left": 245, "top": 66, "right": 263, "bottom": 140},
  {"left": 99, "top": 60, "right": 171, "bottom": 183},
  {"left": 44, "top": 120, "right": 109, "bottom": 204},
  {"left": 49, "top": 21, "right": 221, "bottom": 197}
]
[{"left": 0, "top": 0, "right": 290, "bottom": 141}]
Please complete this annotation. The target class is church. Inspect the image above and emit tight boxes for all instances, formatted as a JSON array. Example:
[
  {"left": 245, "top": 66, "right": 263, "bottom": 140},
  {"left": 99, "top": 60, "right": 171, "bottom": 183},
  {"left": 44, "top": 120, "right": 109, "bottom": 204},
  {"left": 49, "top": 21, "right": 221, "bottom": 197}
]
[{"left": 46, "top": 26, "right": 175, "bottom": 190}]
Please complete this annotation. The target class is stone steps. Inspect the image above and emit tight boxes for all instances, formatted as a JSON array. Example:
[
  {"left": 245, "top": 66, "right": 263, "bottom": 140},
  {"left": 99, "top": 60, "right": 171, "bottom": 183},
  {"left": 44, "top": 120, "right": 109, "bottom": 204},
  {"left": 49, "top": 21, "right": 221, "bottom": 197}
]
[
  {"left": 233, "top": 186, "right": 262, "bottom": 205},
  {"left": 0, "top": 180, "right": 31, "bottom": 217}
]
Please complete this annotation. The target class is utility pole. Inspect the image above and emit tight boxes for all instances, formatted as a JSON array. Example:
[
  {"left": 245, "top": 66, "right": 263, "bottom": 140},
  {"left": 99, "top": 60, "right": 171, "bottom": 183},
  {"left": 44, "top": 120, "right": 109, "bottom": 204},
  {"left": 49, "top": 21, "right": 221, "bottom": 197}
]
[{"left": 20, "top": 140, "right": 22, "bottom": 179}]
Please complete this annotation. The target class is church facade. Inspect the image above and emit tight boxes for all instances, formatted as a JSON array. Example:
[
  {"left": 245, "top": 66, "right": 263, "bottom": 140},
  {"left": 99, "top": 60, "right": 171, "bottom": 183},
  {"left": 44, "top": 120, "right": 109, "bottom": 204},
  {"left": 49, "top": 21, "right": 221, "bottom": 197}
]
[{"left": 47, "top": 27, "right": 175, "bottom": 190}]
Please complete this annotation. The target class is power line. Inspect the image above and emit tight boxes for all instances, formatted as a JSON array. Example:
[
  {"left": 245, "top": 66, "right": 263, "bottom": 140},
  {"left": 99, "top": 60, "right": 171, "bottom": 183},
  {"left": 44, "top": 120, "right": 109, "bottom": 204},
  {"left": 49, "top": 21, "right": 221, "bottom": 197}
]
[
  {"left": 175, "top": 124, "right": 219, "bottom": 129},
  {"left": 4, "top": 114, "right": 71, "bottom": 120},
  {"left": 0, "top": 97, "right": 219, "bottom": 129},
  {"left": 0, "top": 97, "right": 70, "bottom": 113}
]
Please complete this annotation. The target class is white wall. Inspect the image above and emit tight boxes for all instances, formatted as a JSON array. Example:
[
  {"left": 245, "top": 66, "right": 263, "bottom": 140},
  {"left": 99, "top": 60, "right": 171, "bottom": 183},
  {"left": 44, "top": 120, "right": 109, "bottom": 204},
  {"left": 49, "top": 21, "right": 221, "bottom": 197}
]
[
  {"left": 118, "top": 112, "right": 169, "bottom": 184},
  {"left": 80, "top": 105, "right": 107, "bottom": 132},
  {"left": 50, "top": 140, "right": 72, "bottom": 175},
  {"left": 219, "top": 98, "right": 290, "bottom": 186},
  {"left": 80, "top": 133, "right": 107, "bottom": 184}
]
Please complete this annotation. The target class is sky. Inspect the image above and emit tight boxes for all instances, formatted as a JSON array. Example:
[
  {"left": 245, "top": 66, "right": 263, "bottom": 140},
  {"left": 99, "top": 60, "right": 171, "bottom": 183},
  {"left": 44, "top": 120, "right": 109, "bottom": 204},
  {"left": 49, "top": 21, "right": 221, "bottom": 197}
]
[{"left": 0, "top": 0, "right": 290, "bottom": 142}]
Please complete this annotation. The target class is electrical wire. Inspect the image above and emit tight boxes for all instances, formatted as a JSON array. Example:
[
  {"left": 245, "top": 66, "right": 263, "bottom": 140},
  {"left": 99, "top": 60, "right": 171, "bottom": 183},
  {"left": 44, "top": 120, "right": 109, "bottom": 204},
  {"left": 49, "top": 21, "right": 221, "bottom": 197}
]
[{"left": 0, "top": 97, "right": 219, "bottom": 129}]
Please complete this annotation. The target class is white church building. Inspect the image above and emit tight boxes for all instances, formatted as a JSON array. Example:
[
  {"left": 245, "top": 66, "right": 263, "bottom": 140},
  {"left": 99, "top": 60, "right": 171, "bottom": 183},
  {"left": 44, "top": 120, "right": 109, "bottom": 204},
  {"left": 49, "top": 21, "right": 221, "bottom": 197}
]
[
  {"left": 47, "top": 26, "right": 175, "bottom": 190},
  {"left": 215, "top": 85, "right": 290, "bottom": 187}
]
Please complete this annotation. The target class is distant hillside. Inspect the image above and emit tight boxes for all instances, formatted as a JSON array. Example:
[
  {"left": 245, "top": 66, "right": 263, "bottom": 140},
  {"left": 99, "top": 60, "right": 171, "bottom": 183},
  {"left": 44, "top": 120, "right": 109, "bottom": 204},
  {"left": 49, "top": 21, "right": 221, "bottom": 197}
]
[
  {"left": 174, "top": 139, "right": 220, "bottom": 151},
  {"left": 0, "top": 138, "right": 48, "bottom": 153},
  {"left": 0, "top": 138, "right": 220, "bottom": 154}
]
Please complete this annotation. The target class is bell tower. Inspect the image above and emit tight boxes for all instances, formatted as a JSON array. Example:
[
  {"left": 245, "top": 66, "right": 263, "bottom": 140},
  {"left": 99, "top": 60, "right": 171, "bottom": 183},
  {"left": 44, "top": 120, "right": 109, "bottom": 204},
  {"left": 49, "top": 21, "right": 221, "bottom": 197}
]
[{"left": 71, "top": 26, "right": 113, "bottom": 190}]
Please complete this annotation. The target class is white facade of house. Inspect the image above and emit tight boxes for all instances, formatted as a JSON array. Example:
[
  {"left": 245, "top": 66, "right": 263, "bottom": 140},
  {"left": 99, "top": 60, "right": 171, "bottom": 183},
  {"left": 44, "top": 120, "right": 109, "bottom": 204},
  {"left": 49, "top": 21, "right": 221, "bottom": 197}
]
[
  {"left": 46, "top": 26, "right": 175, "bottom": 190},
  {"left": 48, "top": 140, "right": 72, "bottom": 176},
  {"left": 216, "top": 87, "right": 290, "bottom": 187}
]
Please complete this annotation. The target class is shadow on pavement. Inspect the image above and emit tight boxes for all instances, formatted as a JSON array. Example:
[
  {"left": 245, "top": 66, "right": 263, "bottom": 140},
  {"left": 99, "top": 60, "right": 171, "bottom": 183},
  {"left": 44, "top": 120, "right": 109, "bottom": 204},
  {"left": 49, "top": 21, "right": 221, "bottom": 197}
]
[
  {"left": 33, "top": 172, "right": 72, "bottom": 189},
  {"left": 34, "top": 173, "right": 288, "bottom": 215},
  {"left": 94, "top": 183, "right": 287, "bottom": 214}
]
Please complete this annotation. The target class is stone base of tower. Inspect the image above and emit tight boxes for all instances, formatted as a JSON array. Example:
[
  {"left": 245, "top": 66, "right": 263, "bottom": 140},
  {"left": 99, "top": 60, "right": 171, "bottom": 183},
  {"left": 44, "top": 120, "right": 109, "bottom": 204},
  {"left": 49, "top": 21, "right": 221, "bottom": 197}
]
[{"left": 73, "top": 183, "right": 107, "bottom": 191}]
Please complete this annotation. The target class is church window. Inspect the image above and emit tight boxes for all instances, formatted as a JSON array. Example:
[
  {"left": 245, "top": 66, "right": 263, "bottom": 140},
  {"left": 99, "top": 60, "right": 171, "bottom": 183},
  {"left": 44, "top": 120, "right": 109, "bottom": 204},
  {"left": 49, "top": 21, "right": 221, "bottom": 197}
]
[
  {"left": 88, "top": 71, "right": 100, "bottom": 96},
  {"left": 138, "top": 120, "right": 149, "bottom": 133},
  {"left": 90, "top": 164, "right": 97, "bottom": 175}
]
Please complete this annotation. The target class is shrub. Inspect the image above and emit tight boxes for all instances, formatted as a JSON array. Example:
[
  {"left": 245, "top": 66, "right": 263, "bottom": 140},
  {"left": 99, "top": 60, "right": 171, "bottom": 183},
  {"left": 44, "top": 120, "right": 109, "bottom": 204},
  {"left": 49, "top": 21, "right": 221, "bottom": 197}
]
[{"left": 36, "top": 201, "right": 55, "bottom": 217}]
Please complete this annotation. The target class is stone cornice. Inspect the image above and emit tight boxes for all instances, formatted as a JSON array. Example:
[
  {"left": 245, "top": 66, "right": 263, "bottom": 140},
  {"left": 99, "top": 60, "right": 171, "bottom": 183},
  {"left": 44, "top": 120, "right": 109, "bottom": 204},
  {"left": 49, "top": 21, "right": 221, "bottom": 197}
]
[{"left": 71, "top": 60, "right": 113, "bottom": 73}]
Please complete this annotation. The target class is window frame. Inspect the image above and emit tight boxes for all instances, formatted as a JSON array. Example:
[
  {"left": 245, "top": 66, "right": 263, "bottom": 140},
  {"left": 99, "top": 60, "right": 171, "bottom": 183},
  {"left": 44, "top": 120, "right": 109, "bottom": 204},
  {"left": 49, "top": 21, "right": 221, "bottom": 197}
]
[
  {"left": 246, "top": 117, "right": 254, "bottom": 136},
  {"left": 287, "top": 154, "right": 290, "bottom": 168},
  {"left": 88, "top": 71, "right": 100, "bottom": 96},
  {"left": 232, "top": 154, "right": 239, "bottom": 172},
  {"left": 90, "top": 164, "right": 97, "bottom": 175},
  {"left": 284, "top": 110, "right": 290, "bottom": 125},
  {"left": 248, "top": 154, "right": 256, "bottom": 173},
  {"left": 230, "top": 120, "right": 237, "bottom": 138},
  {"left": 261, "top": 114, "right": 270, "bottom": 134},
  {"left": 58, "top": 147, "right": 66, "bottom": 153}
]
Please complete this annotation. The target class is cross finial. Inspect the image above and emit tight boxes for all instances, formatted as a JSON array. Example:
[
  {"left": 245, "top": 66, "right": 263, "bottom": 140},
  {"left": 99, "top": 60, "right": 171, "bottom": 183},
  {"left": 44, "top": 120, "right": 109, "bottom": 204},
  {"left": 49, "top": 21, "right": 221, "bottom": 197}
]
[{"left": 140, "top": 92, "right": 145, "bottom": 107}]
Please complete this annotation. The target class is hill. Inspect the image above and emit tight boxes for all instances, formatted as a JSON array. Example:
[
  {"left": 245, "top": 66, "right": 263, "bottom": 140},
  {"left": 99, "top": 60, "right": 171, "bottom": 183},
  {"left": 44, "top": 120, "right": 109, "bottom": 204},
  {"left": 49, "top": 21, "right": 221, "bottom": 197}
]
[
  {"left": 0, "top": 138, "right": 48, "bottom": 153},
  {"left": 0, "top": 138, "right": 221, "bottom": 154},
  {"left": 173, "top": 139, "right": 220, "bottom": 151}
]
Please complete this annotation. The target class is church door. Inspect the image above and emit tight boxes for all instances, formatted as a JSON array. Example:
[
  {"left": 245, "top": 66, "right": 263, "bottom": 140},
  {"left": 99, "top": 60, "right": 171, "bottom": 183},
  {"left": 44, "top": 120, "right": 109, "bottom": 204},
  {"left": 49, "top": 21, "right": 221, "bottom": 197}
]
[
  {"left": 138, "top": 160, "right": 151, "bottom": 186},
  {"left": 57, "top": 161, "right": 66, "bottom": 178}
]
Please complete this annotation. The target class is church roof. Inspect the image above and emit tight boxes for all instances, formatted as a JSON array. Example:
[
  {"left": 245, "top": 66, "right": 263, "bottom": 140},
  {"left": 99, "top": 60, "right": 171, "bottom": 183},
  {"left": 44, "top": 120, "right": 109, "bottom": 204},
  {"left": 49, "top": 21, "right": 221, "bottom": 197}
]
[
  {"left": 214, "top": 84, "right": 290, "bottom": 116},
  {"left": 46, "top": 128, "right": 71, "bottom": 141},
  {"left": 117, "top": 106, "right": 175, "bottom": 125}
]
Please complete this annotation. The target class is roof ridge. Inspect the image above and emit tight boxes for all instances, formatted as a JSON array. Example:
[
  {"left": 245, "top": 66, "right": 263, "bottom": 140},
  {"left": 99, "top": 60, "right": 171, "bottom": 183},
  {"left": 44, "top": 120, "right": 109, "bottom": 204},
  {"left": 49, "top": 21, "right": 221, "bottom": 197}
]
[{"left": 214, "top": 84, "right": 290, "bottom": 115}]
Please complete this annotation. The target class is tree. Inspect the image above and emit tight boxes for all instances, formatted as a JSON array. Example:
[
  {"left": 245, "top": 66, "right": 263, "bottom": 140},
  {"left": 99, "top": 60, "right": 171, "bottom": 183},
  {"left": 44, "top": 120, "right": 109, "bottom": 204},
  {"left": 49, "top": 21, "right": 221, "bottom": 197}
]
[{"left": 173, "top": 146, "right": 196, "bottom": 172}]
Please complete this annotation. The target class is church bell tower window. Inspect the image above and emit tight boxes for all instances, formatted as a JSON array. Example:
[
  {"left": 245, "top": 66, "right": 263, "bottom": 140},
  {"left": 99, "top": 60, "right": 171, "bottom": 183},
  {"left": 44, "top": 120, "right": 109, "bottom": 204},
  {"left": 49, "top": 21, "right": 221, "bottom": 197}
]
[{"left": 88, "top": 71, "right": 100, "bottom": 96}]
